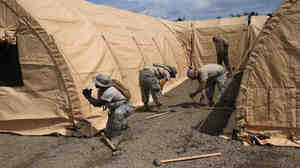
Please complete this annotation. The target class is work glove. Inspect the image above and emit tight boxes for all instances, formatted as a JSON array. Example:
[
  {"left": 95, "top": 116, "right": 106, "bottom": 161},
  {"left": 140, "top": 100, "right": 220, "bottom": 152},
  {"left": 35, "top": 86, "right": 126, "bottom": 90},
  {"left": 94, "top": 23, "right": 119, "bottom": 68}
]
[
  {"left": 189, "top": 92, "right": 197, "bottom": 98},
  {"left": 227, "top": 71, "right": 233, "bottom": 78},
  {"left": 82, "top": 88, "right": 92, "bottom": 98}
]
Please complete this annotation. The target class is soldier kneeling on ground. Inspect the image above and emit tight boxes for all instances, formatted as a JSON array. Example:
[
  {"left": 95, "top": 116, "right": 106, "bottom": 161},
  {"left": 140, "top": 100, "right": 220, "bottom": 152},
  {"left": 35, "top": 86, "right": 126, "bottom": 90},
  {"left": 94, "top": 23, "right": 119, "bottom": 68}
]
[
  {"left": 187, "top": 64, "right": 228, "bottom": 107},
  {"left": 82, "top": 74, "right": 134, "bottom": 140}
]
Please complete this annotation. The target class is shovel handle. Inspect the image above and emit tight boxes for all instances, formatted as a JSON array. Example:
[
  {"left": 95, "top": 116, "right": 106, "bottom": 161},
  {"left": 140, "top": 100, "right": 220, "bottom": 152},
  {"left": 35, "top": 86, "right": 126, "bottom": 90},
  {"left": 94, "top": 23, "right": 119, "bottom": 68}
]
[
  {"left": 146, "top": 112, "right": 170, "bottom": 119},
  {"left": 161, "top": 152, "right": 222, "bottom": 163},
  {"left": 101, "top": 132, "right": 117, "bottom": 151}
]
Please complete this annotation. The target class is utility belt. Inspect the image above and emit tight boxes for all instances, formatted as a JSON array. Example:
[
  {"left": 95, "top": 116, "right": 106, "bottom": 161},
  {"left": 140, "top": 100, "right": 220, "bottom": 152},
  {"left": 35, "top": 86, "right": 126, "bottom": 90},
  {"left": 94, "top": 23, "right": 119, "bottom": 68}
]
[
  {"left": 207, "top": 71, "right": 224, "bottom": 81},
  {"left": 103, "top": 99, "right": 130, "bottom": 112},
  {"left": 141, "top": 67, "right": 164, "bottom": 79},
  {"left": 217, "top": 70, "right": 225, "bottom": 76},
  {"left": 141, "top": 67, "right": 154, "bottom": 74},
  {"left": 142, "top": 66, "right": 154, "bottom": 71}
]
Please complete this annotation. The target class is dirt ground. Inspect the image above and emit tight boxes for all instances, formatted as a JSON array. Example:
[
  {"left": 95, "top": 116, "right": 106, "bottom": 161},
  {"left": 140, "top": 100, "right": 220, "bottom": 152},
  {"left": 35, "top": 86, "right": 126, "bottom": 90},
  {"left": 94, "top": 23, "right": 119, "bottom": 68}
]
[{"left": 1, "top": 80, "right": 300, "bottom": 168}]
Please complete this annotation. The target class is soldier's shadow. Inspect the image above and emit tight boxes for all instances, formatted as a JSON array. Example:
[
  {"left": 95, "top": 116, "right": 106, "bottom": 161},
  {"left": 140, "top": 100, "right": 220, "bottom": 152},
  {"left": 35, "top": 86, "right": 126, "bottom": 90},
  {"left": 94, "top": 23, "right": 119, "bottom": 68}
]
[
  {"left": 134, "top": 104, "right": 161, "bottom": 113},
  {"left": 195, "top": 72, "right": 243, "bottom": 136},
  {"left": 134, "top": 79, "right": 201, "bottom": 113},
  {"left": 167, "top": 102, "right": 206, "bottom": 109}
]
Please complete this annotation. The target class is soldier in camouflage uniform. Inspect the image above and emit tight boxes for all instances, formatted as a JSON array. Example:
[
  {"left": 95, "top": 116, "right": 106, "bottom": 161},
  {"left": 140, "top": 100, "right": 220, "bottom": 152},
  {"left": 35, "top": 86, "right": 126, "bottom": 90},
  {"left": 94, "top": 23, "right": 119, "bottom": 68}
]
[
  {"left": 139, "top": 64, "right": 177, "bottom": 111},
  {"left": 82, "top": 74, "right": 134, "bottom": 138},
  {"left": 212, "top": 36, "right": 232, "bottom": 75},
  {"left": 187, "top": 64, "right": 227, "bottom": 106}
]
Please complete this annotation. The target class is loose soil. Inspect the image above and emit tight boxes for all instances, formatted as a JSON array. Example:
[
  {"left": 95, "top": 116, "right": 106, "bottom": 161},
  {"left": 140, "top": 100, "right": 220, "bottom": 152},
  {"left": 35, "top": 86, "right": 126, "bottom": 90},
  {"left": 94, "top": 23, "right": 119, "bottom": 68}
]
[{"left": 1, "top": 80, "right": 300, "bottom": 168}]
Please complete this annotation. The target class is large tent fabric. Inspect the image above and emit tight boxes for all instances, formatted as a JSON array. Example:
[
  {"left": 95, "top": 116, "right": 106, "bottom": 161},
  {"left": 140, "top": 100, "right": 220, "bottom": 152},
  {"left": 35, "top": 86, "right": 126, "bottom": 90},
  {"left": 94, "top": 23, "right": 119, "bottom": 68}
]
[
  {"left": 235, "top": 0, "right": 300, "bottom": 147},
  {"left": 167, "top": 16, "right": 268, "bottom": 71},
  {"left": 164, "top": 16, "right": 268, "bottom": 100},
  {"left": 237, "top": 16, "right": 270, "bottom": 72},
  {"left": 0, "top": 0, "right": 188, "bottom": 136},
  {"left": 166, "top": 16, "right": 270, "bottom": 138},
  {"left": 0, "top": 0, "right": 271, "bottom": 137}
]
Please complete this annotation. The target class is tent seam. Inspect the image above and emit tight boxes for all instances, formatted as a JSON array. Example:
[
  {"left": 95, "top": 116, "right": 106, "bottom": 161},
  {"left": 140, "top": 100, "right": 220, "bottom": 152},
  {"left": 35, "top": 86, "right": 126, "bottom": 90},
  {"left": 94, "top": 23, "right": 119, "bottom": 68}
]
[{"left": 157, "top": 19, "right": 190, "bottom": 66}]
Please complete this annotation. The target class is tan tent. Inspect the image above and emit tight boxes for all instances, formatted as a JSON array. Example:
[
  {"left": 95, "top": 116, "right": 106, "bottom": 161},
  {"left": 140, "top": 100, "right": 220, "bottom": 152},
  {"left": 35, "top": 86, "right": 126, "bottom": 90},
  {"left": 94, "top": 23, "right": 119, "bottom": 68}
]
[
  {"left": 235, "top": 0, "right": 300, "bottom": 147},
  {"left": 167, "top": 16, "right": 268, "bottom": 70},
  {"left": 0, "top": 0, "right": 188, "bottom": 136},
  {"left": 0, "top": 0, "right": 272, "bottom": 138}
]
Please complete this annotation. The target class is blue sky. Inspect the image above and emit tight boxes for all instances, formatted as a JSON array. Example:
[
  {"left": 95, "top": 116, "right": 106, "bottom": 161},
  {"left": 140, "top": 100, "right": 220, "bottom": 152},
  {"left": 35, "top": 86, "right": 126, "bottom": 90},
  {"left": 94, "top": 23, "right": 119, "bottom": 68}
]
[{"left": 87, "top": 0, "right": 283, "bottom": 21}]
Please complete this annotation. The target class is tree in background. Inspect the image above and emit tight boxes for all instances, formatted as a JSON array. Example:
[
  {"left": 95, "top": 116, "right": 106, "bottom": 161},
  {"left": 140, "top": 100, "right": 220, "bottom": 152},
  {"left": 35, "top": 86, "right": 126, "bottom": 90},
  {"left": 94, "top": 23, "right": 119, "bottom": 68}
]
[
  {"left": 174, "top": 16, "right": 186, "bottom": 22},
  {"left": 230, "top": 11, "right": 259, "bottom": 18},
  {"left": 229, "top": 11, "right": 259, "bottom": 25}
]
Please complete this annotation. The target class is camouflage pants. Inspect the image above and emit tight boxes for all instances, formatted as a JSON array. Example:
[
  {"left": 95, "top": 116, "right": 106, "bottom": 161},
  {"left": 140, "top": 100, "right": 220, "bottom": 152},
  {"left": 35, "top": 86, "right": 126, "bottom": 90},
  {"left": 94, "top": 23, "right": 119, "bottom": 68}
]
[
  {"left": 217, "top": 52, "right": 231, "bottom": 72},
  {"left": 139, "top": 69, "right": 162, "bottom": 106},
  {"left": 106, "top": 103, "right": 134, "bottom": 137},
  {"left": 205, "top": 72, "right": 227, "bottom": 104}
]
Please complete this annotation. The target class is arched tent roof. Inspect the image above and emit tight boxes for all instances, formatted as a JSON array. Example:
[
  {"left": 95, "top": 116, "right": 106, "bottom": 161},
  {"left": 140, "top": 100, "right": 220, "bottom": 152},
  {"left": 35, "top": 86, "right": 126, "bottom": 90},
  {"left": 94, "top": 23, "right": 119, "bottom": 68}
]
[
  {"left": 235, "top": 0, "right": 300, "bottom": 147},
  {"left": 0, "top": 0, "right": 188, "bottom": 136},
  {"left": 0, "top": 0, "right": 269, "bottom": 137},
  {"left": 16, "top": 0, "right": 188, "bottom": 104}
]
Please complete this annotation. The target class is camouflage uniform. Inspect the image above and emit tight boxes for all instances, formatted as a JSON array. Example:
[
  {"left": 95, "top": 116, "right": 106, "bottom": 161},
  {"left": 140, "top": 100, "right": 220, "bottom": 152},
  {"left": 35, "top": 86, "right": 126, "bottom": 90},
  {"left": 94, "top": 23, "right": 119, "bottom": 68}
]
[
  {"left": 99, "top": 87, "right": 134, "bottom": 137},
  {"left": 213, "top": 37, "right": 231, "bottom": 73},
  {"left": 198, "top": 64, "right": 227, "bottom": 104},
  {"left": 139, "top": 65, "right": 170, "bottom": 106}
]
